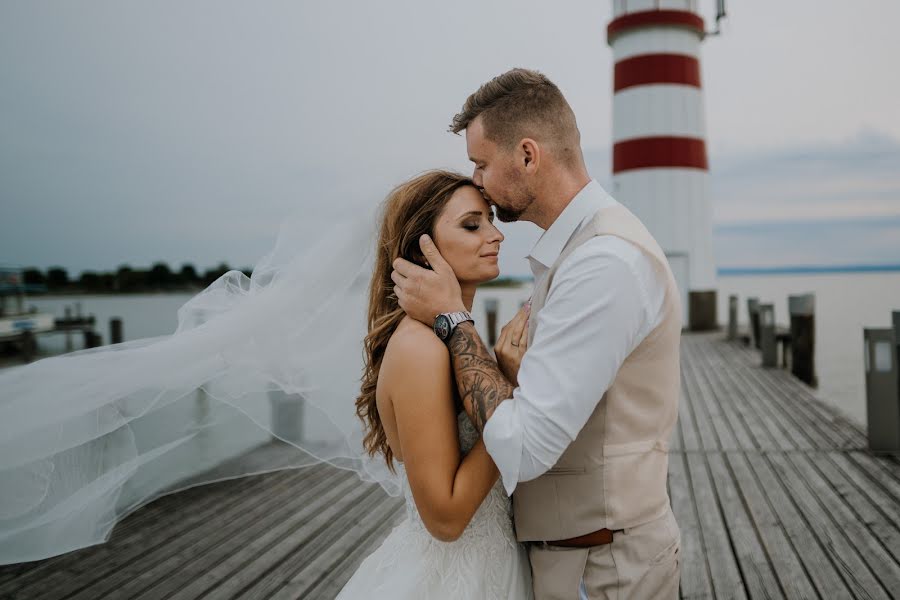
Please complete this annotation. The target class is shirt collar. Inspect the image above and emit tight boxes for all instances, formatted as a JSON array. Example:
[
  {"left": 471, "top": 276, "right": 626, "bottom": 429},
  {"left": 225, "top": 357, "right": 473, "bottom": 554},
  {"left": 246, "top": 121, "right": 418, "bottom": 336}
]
[{"left": 527, "top": 179, "right": 616, "bottom": 272}]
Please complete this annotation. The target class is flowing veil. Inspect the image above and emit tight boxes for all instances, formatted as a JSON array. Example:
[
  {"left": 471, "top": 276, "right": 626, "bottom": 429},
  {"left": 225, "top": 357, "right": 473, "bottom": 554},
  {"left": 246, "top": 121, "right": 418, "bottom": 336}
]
[{"left": 0, "top": 207, "right": 401, "bottom": 565}]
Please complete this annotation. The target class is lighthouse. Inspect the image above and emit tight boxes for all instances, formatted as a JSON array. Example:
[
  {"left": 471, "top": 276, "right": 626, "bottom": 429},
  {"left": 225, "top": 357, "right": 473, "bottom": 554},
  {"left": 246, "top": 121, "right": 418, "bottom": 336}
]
[{"left": 607, "top": 0, "right": 724, "bottom": 330}]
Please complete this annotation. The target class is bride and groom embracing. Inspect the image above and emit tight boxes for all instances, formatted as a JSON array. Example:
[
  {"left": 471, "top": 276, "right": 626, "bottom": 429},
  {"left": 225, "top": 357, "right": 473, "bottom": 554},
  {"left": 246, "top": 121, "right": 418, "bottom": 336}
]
[
  {"left": 0, "top": 67, "right": 680, "bottom": 599},
  {"left": 337, "top": 67, "right": 683, "bottom": 599}
]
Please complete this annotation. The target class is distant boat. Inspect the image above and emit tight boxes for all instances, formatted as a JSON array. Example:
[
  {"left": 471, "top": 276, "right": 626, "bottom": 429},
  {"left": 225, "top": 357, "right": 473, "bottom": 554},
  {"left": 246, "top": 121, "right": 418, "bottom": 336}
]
[{"left": 0, "top": 266, "right": 54, "bottom": 355}]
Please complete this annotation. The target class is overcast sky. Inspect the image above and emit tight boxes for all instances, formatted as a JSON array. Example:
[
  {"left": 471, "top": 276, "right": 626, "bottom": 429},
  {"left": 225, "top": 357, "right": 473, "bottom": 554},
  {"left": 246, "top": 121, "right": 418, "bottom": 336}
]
[{"left": 1, "top": 0, "right": 898, "bottom": 277}]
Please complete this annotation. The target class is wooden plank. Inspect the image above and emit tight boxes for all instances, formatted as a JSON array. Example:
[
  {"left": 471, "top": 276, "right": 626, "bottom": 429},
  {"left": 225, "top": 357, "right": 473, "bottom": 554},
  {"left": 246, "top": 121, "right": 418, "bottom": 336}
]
[
  {"left": 0, "top": 470, "right": 271, "bottom": 595},
  {"left": 4, "top": 468, "right": 300, "bottom": 600},
  {"left": 680, "top": 359, "right": 720, "bottom": 451},
  {"left": 788, "top": 452, "right": 900, "bottom": 593},
  {"left": 713, "top": 358, "right": 810, "bottom": 452},
  {"left": 692, "top": 337, "right": 797, "bottom": 452},
  {"left": 697, "top": 337, "right": 816, "bottom": 451},
  {"left": 744, "top": 453, "right": 853, "bottom": 598},
  {"left": 753, "top": 368, "right": 859, "bottom": 450},
  {"left": 685, "top": 452, "right": 747, "bottom": 599},
  {"left": 681, "top": 342, "right": 735, "bottom": 450},
  {"left": 727, "top": 339, "right": 864, "bottom": 449},
  {"left": 705, "top": 453, "right": 783, "bottom": 597},
  {"left": 766, "top": 453, "right": 892, "bottom": 599},
  {"left": 669, "top": 452, "right": 714, "bottom": 599},
  {"left": 678, "top": 377, "right": 702, "bottom": 452},
  {"left": 686, "top": 340, "right": 759, "bottom": 451},
  {"left": 136, "top": 467, "right": 355, "bottom": 600},
  {"left": 234, "top": 484, "right": 387, "bottom": 599},
  {"left": 725, "top": 453, "right": 819, "bottom": 599},
  {"left": 851, "top": 450, "right": 900, "bottom": 488},
  {"left": 812, "top": 452, "right": 900, "bottom": 566},
  {"left": 701, "top": 364, "right": 774, "bottom": 452},
  {"left": 62, "top": 468, "right": 347, "bottom": 600},
  {"left": 274, "top": 496, "right": 405, "bottom": 599},
  {"left": 831, "top": 452, "right": 900, "bottom": 532},
  {"left": 716, "top": 350, "right": 828, "bottom": 452}
]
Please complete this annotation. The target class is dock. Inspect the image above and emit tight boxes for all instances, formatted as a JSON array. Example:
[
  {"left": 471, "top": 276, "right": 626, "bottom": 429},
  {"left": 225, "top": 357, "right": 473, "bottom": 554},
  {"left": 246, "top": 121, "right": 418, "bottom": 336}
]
[{"left": 2, "top": 332, "right": 899, "bottom": 599}]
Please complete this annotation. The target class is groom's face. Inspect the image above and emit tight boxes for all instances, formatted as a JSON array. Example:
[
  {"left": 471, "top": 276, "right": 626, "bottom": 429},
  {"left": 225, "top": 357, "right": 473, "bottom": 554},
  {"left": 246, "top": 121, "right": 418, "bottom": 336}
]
[{"left": 466, "top": 117, "right": 535, "bottom": 223}]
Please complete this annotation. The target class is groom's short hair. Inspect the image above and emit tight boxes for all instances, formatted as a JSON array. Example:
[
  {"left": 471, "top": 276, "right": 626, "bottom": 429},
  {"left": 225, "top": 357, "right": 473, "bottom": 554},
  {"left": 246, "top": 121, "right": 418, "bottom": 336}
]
[{"left": 450, "top": 68, "right": 580, "bottom": 165}]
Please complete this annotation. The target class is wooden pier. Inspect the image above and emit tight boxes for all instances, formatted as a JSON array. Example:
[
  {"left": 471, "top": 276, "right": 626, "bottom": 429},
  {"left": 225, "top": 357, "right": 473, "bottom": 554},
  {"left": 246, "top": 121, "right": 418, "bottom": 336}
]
[{"left": 2, "top": 332, "right": 899, "bottom": 599}]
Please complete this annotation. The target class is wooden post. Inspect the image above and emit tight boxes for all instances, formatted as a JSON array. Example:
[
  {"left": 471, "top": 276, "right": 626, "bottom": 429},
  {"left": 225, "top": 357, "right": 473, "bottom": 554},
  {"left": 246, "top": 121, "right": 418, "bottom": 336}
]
[
  {"left": 110, "top": 318, "right": 123, "bottom": 344},
  {"left": 20, "top": 330, "right": 36, "bottom": 363},
  {"left": 268, "top": 390, "right": 303, "bottom": 442},
  {"left": 64, "top": 306, "right": 73, "bottom": 352},
  {"left": 688, "top": 290, "right": 718, "bottom": 331},
  {"left": 747, "top": 297, "right": 760, "bottom": 349},
  {"left": 83, "top": 330, "right": 101, "bottom": 348},
  {"left": 485, "top": 299, "right": 499, "bottom": 347},
  {"left": 789, "top": 294, "right": 817, "bottom": 387},
  {"left": 864, "top": 326, "right": 900, "bottom": 452},
  {"left": 759, "top": 304, "right": 777, "bottom": 368},
  {"left": 727, "top": 294, "right": 738, "bottom": 341}
]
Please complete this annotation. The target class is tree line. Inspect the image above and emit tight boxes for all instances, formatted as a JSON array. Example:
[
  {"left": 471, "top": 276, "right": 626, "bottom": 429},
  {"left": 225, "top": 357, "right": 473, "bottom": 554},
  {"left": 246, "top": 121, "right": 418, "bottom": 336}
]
[{"left": 22, "top": 263, "right": 254, "bottom": 294}]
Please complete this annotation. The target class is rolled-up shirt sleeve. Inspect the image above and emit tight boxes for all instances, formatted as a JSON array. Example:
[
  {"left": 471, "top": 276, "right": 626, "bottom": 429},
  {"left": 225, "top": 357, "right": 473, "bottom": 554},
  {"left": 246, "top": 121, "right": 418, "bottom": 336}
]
[{"left": 482, "top": 237, "right": 655, "bottom": 496}]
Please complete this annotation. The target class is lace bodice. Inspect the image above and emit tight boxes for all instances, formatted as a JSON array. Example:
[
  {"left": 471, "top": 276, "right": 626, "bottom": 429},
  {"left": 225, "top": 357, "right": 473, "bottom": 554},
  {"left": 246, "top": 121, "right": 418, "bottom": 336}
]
[
  {"left": 337, "top": 412, "right": 532, "bottom": 600},
  {"left": 388, "top": 412, "right": 519, "bottom": 596},
  {"left": 398, "top": 412, "right": 513, "bottom": 535}
]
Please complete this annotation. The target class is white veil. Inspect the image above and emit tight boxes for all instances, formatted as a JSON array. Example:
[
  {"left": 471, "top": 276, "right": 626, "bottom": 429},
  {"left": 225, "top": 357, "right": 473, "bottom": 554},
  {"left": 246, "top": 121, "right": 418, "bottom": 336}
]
[{"left": 0, "top": 207, "right": 401, "bottom": 565}]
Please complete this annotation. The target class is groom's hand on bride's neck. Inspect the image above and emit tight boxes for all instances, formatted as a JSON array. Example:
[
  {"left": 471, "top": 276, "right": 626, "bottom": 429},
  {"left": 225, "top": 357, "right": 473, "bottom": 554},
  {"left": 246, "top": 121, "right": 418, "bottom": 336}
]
[{"left": 391, "top": 234, "right": 465, "bottom": 325}]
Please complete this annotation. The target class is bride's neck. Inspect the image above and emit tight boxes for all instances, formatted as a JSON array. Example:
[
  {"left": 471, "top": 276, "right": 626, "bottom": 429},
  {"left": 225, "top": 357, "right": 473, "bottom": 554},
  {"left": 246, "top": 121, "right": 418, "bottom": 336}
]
[{"left": 461, "top": 284, "right": 476, "bottom": 312}]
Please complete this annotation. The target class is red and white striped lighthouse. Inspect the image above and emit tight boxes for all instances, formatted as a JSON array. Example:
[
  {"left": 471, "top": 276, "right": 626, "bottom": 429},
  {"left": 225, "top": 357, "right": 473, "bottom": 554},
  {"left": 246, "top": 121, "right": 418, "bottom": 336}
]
[{"left": 608, "top": 0, "right": 722, "bottom": 330}]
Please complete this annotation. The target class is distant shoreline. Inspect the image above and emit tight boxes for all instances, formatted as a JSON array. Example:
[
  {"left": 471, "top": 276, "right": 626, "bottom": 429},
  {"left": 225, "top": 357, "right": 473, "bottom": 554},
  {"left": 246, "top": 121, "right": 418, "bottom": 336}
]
[{"left": 717, "top": 264, "right": 900, "bottom": 276}]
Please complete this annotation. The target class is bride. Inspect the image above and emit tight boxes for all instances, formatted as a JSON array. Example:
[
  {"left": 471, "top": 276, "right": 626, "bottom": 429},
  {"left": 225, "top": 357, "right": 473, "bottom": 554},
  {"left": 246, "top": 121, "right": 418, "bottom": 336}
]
[
  {"left": 0, "top": 169, "right": 532, "bottom": 598},
  {"left": 338, "top": 170, "right": 532, "bottom": 598}
]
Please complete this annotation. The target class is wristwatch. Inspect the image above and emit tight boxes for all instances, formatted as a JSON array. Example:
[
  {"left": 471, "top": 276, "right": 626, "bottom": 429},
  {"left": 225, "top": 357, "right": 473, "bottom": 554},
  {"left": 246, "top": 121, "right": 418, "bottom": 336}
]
[{"left": 433, "top": 311, "right": 474, "bottom": 342}]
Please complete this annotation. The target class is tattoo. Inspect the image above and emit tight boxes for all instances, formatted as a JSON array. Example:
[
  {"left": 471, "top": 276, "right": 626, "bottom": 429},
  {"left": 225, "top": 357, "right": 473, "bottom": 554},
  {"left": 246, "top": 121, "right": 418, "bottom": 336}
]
[{"left": 449, "top": 322, "right": 515, "bottom": 432}]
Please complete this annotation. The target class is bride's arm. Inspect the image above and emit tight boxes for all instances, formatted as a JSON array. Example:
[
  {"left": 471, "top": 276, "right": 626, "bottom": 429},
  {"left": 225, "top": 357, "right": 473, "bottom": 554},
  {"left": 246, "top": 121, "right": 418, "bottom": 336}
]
[{"left": 388, "top": 325, "right": 499, "bottom": 542}]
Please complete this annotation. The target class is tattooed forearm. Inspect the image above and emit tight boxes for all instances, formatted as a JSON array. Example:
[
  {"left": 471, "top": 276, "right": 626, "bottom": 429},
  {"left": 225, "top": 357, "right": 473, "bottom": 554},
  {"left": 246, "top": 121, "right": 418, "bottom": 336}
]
[{"left": 449, "top": 322, "right": 515, "bottom": 432}]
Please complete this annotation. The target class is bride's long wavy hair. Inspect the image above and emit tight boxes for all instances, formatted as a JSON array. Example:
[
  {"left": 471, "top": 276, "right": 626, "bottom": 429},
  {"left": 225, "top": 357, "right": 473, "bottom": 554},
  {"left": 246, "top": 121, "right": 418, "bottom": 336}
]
[{"left": 356, "top": 170, "right": 475, "bottom": 471}]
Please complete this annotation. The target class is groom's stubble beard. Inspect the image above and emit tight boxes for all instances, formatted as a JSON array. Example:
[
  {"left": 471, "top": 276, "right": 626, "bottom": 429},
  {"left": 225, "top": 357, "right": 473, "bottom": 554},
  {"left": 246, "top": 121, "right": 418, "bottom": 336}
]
[
  {"left": 494, "top": 204, "right": 522, "bottom": 223},
  {"left": 493, "top": 188, "right": 536, "bottom": 223}
]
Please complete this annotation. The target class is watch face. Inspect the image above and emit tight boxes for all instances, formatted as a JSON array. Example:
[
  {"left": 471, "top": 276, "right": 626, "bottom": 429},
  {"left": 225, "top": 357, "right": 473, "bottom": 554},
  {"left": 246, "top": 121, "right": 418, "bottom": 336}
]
[{"left": 434, "top": 315, "right": 451, "bottom": 340}]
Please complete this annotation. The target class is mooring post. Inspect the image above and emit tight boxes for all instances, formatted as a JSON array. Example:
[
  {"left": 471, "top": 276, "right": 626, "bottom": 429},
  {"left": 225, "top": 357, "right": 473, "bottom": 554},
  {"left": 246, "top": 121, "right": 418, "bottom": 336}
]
[
  {"left": 688, "top": 290, "right": 718, "bottom": 331},
  {"left": 864, "top": 323, "right": 900, "bottom": 453},
  {"left": 727, "top": 294, "right": 738, "bottom": 341},
  {"left": 759, "top": 303, "right": 777, "bottom": 368},
  {"left": 64, "top": 305, "right": 73, "bottom": 352},
  {"left": 110, "top": 317, "right": 123, "bottom": 345},
  {"left": 485, "top": 298, "right": 499, "bottom": 347},
  {"left": 20, "top": 330, "right": 36, "bottom": 363},
  {"left": 789, "top": 293, "right": 817, "bottom": 387},
  {"left": 268, "top": 390, "right": 303, "bottom": 443},
  {"left": 83, "top": 329, "right": 101, "bottom": 348},
  {"left": 747, "top": 297, "right": 760, "bottom": 349}
]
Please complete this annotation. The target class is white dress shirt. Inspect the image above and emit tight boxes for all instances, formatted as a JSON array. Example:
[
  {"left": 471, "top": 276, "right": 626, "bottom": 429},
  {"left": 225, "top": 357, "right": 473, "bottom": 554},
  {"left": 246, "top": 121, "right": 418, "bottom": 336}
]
[{"left": 482, "top": 180, "right": 667, "bottom": 496}]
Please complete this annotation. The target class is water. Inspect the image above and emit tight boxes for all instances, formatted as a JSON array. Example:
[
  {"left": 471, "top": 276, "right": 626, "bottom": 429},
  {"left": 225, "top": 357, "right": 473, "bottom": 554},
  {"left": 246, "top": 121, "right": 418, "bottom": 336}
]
[
  {"left": 716, "top": 272, "right": 900, "bottom": 427},
  {"left": 18, "top": 271, "right": 900, "bottom": 428}
]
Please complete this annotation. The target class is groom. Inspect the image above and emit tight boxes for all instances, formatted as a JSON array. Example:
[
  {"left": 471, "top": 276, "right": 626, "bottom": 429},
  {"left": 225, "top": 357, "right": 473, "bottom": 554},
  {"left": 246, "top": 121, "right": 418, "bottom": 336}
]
[{"left": 392, "top": 68, "right": 682, "bottom": 599}]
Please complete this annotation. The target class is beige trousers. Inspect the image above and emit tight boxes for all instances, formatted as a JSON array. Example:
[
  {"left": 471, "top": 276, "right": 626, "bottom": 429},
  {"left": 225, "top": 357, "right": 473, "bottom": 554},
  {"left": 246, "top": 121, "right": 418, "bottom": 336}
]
[{"left": 527, "top": 507, "right": 681, "bottom": 600}]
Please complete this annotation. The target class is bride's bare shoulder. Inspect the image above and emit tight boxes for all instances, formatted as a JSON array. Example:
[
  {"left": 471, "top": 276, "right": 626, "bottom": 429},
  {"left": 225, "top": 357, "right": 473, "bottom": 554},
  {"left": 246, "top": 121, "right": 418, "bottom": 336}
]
[
  {"left": 381, "top": 316, "right": 450, "bottom": 380},
  {"left": 386, "top": 316, "right": 448, "bottom": 362}
]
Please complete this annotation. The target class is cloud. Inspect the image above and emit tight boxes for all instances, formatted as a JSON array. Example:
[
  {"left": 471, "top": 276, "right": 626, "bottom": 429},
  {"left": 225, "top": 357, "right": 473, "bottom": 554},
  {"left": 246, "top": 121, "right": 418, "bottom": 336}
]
[
  {"left": 711, "top": 129, "right": 900, "bottom": 224},
  {"left": 714, "top": 215, "right": 900, "bottom": 268}
]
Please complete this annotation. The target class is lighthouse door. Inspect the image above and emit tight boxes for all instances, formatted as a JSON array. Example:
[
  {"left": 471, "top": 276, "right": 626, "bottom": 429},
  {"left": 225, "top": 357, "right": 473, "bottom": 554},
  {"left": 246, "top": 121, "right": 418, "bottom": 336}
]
[{"left": 666, "top": 253, "right": 690, "bottom": 326}]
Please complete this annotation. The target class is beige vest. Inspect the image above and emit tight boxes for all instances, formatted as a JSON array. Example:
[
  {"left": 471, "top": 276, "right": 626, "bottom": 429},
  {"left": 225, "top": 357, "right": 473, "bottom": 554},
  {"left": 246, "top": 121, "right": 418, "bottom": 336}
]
[{"left": 513, "top": 202, "right": 682, "bottom": 541}]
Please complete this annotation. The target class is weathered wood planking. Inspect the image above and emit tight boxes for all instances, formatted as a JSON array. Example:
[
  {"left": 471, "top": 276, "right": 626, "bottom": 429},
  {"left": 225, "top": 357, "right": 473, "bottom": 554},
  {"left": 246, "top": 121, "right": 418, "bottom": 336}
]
[{"left": 2, "top": 332, "right": 899, "bottom": 599}]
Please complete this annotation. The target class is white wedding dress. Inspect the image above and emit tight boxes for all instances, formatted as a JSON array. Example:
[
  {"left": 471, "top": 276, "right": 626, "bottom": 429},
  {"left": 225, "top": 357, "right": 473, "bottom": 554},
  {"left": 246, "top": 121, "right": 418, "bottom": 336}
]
[{"left": 336, "top": 412, "right": 534, "bottom": 599}]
